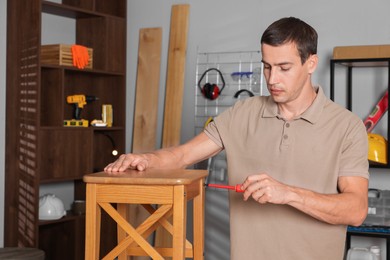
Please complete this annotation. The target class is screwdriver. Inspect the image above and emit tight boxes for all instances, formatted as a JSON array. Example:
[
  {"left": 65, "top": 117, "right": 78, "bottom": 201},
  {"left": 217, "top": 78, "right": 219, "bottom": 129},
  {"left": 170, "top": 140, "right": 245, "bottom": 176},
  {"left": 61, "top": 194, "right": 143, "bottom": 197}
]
[{"left": 205, "top": 183, "right": 244, "bottom": 193}]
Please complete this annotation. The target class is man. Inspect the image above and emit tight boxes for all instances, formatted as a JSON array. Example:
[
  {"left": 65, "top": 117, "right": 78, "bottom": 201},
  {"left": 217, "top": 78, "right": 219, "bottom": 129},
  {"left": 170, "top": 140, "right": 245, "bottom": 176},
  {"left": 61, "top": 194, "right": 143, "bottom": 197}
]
[{"left": 105, "top": 17, "right": 369, "bottom": 259}]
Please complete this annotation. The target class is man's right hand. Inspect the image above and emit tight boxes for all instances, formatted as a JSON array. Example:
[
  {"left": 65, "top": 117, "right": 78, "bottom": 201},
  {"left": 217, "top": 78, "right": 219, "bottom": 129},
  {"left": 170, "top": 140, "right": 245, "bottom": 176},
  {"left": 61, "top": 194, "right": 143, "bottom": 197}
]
[
  {"left": 104, "top": 153, "right": 149, "bottom": 173},
  {"left": 104, "top": 132, "right": 222, "bottom": 174}
]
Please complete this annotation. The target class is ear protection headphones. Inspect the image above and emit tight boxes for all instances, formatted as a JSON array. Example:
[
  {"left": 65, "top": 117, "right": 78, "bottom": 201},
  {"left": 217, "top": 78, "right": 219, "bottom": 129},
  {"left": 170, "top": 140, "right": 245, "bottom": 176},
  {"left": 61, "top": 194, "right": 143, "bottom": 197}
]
[
  {"left": 197, "top": 68, "right": 226, "bottom": 100},
  {"left": 233, "top": 89, "right": 254, "bottom": 98}
]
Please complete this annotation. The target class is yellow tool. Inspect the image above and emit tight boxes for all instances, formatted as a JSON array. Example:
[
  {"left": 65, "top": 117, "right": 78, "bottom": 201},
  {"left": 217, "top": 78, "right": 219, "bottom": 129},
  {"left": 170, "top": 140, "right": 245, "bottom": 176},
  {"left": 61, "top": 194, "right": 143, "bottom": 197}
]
[
  {"left": 204, "top": 116, "right": 214, "bottom": 129},
  {"left": 65, "top": 94, "right": 98, "bottom": 127},
  {"left": 64, "top": 119, "right": 89, "bottom": 127}
]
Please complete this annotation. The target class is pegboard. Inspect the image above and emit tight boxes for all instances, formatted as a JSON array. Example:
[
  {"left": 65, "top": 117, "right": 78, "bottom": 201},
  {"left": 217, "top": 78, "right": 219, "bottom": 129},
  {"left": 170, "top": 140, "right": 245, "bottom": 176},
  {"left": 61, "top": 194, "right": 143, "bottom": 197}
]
[{"left": 194, "top": 51, "right": 267, "bottom": 136}]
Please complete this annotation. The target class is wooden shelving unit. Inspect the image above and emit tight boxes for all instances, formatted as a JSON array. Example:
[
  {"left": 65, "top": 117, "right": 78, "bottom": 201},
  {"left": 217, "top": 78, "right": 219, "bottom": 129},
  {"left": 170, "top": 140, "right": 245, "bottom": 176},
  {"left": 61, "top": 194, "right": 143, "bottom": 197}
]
[{"left": 5, "top": 0, "right": 127, "bottom": 259}]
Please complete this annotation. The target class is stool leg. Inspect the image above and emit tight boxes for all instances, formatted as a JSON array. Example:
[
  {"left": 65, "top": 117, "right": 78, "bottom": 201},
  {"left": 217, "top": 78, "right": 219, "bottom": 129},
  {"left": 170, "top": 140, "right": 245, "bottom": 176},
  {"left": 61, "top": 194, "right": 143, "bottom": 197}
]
[
  {"left": 117, "top": 204, "right": 128, "bottom": 260},
  {"left": 193, "top": 179, "right": 205, "bottom": 260},
  {"left": 173, "top": 185, "right": 186, "bottom": 260},
  {"left": 85, "top": 183, "right": 101, "bottom": 260}
]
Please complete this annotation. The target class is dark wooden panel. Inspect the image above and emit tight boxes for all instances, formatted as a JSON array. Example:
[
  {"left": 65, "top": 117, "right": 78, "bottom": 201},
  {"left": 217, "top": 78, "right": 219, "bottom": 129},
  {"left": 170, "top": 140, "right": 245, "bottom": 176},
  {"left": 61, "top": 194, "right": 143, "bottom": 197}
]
[
  {"left": 62, "top": 0, "right": 94, "bottom": 11},
  {"left": 41, "top": 68, "right": 65, "bottom": 126},
  {"left": 76, "top": 16, "right": 126, "bottom": 72},
  {"left": 5, "top": 0, "right": 41, "bottom": 247},
  {"left": 62, "top": 0, "right": 128, "bottom": 17},
  {"left": 39, "top": 128, "right": 93, "bottom": 181},
  {"left": 95, "top": 0, "right": 127, "bottom": 17},
  {"left": 39, "top": 220, "right": 79, "bottom": 260},
  {"left": 93, "top": 130, "right": 125, "bottom": 171}
]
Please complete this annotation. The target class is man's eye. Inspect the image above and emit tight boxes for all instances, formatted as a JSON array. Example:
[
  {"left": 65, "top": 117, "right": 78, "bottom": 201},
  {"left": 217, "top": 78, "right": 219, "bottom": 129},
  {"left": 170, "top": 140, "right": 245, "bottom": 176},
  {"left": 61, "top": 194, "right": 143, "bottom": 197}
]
[
  {"left": 263, "top": 65, "right": 271, "bottom": 70},
  {"left": 280, "top": 67, "right": 291, "bottom": 71}
]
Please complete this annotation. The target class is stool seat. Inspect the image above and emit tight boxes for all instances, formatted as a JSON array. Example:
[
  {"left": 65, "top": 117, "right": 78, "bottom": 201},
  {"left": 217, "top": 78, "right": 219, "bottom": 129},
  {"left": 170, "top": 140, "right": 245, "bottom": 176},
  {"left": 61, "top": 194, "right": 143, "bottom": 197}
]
[
  {"left": 84, "top": 168, "right": 208, "bottom": 260},
  {"left": 0, "top": 247, "right": 45, "bottom": 260}
]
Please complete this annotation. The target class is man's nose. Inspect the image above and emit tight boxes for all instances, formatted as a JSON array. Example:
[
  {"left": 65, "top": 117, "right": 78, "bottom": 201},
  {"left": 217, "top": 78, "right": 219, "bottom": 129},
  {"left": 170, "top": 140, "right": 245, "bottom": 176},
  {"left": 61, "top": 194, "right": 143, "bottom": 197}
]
[{"left": 267, "top": 68, "right": 278, "bottom": 85}]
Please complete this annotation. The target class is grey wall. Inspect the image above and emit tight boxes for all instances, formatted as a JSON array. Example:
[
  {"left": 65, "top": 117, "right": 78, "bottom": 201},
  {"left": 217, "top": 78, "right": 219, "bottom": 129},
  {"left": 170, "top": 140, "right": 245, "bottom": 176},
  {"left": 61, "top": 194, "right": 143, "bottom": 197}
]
[
  {"left": 126, "top": 0, "right": 390, "bottom": 148},
  {"left": 1, "top": 0, "right": 390, "bottom": 248}
]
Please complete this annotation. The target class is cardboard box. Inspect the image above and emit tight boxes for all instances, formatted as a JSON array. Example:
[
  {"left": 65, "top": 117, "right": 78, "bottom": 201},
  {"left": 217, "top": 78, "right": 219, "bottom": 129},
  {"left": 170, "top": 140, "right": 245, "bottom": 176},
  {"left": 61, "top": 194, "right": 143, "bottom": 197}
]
[
  {"left": 41, "top": 44, "right": 93, "bottom": 68},
  {"left": 333, "top": 44, "right": 390, "bottom": 59}
]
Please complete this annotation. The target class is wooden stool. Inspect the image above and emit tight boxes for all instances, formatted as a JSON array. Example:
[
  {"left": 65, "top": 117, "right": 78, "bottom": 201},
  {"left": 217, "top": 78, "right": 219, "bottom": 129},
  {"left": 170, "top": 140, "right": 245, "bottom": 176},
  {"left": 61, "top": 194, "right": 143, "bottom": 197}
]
[
  {"left": 84, "top": 168, "right": 208, "bottom": 260},
  {"left": 0, "top": 247, "right": 45, "bottom": 260}
]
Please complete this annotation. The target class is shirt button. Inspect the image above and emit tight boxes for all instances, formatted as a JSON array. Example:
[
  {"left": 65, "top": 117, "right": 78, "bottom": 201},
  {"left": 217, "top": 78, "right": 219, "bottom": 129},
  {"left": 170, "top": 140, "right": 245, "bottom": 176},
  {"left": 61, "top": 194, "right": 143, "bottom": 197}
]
[
  {"left": 283, "top": 134, "right": 288, "bottom": 139},
  {"left": 286, "top": 123, "right": 290, "bottom": 127}
]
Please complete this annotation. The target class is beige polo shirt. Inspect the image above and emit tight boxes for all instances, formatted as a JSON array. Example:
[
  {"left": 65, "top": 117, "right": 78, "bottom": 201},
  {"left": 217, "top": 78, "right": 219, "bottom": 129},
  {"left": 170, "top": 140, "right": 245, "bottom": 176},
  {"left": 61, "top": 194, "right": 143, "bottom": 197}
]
[{"left": 204, "top": 86, "right": 369, "bottom": 260}]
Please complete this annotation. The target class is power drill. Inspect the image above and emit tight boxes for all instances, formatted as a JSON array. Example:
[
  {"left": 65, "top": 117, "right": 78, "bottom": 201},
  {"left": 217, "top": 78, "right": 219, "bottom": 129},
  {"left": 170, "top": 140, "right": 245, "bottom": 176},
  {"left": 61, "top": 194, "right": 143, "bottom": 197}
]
[{"left": 65, "top": 95, "right": 98, "bottom": 127}]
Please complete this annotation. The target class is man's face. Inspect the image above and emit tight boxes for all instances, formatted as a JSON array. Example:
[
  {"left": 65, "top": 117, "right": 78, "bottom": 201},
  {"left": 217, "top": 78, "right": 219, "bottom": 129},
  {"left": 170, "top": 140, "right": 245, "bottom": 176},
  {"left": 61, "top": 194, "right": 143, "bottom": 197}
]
[{"left": 261, "top": 42, "right": 317, "bottom": 105}]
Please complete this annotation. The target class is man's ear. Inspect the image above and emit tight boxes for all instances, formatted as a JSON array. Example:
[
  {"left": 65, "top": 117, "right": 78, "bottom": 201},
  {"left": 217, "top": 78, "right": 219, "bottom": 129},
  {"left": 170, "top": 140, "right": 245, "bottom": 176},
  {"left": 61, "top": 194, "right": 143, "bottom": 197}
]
[{"left": 307, "top": 54, "right": 318, "bottom": 74}]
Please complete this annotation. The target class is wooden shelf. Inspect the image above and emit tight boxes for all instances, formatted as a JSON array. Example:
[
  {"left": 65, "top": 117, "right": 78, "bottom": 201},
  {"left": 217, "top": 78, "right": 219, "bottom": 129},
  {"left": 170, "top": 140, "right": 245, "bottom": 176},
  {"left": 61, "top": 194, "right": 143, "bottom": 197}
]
[
  {"left": 39, "top": 211, "right": 85, "bottom": 226},
  {"left": 5, "top": 0, "right": 126, "bottom": 259},
  {"left": 41, "top": 64, "right": 125, "bottom": 76},
  {"left": 331, "top": 57, "right": 390, "bottom": 67},
  {"left": 42, "top": 1, "right": 125, "bottom": 19}
]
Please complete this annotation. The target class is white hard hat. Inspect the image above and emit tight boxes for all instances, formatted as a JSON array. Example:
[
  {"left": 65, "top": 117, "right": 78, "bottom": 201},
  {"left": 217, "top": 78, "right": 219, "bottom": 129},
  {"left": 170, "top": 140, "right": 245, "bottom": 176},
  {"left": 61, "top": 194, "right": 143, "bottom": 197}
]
[{"left": 39, "top": 194, "right": 66, "bottom": 220}]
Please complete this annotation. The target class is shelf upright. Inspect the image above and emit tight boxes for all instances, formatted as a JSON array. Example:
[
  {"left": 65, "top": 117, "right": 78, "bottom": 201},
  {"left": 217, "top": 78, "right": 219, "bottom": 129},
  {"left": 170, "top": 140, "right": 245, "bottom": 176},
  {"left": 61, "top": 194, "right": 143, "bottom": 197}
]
[{"left": 330, "top": 57, "right": 390, "bottom": 168}]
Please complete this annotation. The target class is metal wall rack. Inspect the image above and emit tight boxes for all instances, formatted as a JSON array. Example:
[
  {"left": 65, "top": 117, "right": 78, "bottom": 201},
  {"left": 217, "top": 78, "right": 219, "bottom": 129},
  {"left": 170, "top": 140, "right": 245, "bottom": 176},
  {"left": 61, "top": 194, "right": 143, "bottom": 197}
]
[{"left": 194, "top": 51, "right": 266, "bottom": 136}]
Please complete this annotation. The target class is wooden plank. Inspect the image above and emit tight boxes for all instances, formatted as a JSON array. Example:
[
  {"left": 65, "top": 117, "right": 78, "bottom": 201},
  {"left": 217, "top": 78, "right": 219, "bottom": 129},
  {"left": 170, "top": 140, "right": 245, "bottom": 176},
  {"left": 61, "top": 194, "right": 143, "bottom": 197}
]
[
  {"left": 156, "top": 4, "right": 190, "bottom": 250},
  {"left": 132, "top": 27, "right": 162, "bottom": 153},
  {"left": 130, "top": 27, "right": 162, "bottom": 260},
  {"left": 161, "top": 4, "right": 190, "bottom": 148}
]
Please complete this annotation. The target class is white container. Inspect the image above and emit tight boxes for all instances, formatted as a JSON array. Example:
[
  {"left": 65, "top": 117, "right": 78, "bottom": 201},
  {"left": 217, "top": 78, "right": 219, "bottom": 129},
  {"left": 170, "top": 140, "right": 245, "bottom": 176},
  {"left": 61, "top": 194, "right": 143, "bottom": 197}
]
[
  {"left": 347, "top": 247, "right": 377, "bottom": 260},
  {"left": 370, "top": 246, "right": 381, "bottom": 260}
]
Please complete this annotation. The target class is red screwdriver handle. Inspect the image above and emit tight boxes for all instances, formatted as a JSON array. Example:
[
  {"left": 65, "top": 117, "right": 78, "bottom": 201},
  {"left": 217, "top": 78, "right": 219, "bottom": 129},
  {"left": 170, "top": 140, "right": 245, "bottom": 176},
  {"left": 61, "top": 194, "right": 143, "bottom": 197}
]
[{"left": 234, "top": 184, "right": 244, "bottom": 193}]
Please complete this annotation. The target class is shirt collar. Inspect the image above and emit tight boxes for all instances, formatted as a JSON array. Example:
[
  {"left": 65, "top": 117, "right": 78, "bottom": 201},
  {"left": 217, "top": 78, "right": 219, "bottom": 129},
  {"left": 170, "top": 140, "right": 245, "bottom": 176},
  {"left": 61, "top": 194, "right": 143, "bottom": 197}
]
[{"left": 262, "top": 86, "right": 326, "bottom": 124}]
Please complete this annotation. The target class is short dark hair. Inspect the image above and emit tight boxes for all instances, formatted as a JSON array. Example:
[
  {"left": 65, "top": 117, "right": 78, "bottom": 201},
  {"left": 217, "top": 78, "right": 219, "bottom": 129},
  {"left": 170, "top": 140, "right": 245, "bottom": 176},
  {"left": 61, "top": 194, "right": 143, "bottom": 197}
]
[{"left": 261, "top": 17, "right": 318, "bottom": 64}]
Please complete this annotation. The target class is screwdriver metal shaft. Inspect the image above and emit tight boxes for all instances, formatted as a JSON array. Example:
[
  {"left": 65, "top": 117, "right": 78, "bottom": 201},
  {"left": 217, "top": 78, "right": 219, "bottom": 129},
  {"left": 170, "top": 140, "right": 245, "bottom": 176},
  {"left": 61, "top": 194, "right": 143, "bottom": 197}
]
[{"left": 206, "top": 183, "right": 244, "bottom": 192}]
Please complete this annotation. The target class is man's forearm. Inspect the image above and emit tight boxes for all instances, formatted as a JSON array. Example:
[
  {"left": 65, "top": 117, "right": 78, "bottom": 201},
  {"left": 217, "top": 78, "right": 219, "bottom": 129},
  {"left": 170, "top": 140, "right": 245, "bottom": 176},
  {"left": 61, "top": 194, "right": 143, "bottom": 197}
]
[{"left": 288, "top": 187, "right": 367, "bottom": 226}]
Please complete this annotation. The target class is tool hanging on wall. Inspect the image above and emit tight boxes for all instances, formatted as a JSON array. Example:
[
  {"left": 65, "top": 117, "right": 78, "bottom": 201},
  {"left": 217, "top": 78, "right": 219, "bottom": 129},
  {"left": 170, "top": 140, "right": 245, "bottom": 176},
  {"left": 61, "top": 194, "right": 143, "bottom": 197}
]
[
  {"left": 233, "top": 89, "right": 254, "bottom": 98},
  {"left": 364, "top": 89, "right": 388, "bottom": 132},
  {"left": 363, "top": 89, "right": 388, "bottom": 165},
  {"left": 204, "top": 116, "right": 214, "bottom": 128},
  {"left": 198, "top": 68, "right": 226, "bottom": 100},
  {"left": 230, "top": 71, "right": 253, "bottom": 81}
]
